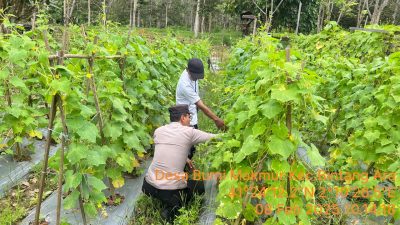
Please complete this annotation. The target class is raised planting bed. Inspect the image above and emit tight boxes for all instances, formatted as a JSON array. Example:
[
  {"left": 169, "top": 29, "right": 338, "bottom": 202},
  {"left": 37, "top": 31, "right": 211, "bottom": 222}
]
[
  {"left": 0, "top": 129, "right": 59, "bottom": 197},
  {"left": 21, "top": 160, "right": 151, "bottom": 225}
]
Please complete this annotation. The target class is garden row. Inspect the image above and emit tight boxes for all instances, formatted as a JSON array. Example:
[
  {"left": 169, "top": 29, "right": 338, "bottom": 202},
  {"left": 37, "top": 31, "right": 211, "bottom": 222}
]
[
  {"left": 0, "top": 16, "right": 209, "bottom": 224},
  {"left": 195, "top": 23, "right": 400, "bottom": 225}
]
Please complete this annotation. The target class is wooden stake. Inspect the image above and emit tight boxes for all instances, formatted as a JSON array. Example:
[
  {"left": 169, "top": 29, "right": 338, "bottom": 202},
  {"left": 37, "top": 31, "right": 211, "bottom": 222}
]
[
  {"left": 87, "top": 57, "right": 117, "bottom": 199},
  {"left": 55, "top": 95, "right": 67, "bottom": 225},
  {"left": 252, "top": 18, "right": 257, "bottom": 36},
  {"left": 117, "top": 55, "right": 127, "bottom": 91},
  {"left": 87, "top": 58, "right": 105, "bottom": 144},
  {"left": 34, "top": 94, "right": 58, "bottom": 225},
  {"left": 285, "top": 46, "right": 292, "bottom": 208}
]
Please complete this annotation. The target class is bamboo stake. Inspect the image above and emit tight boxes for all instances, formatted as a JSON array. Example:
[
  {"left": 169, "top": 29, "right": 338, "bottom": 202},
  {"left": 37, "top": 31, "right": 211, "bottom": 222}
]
[
  {"left": 48, "top": 54, "right": 124, "bottom": 60},
  {"left": 117, "top": 53, "right": 126, "bottom": 91},
  {"left": 56, "top": 93, "right": 88, "bottom": 225},
  {"left": 285, "top": 46, "right": 292, "bottom": 208},
  {"left": 252, "top": 17, "right": 257, "bottom": 36},
  {"left": 55, "top": 94, "right": 66, "bottom": 225},
  {"left": 54, "top": 50, "right": 66, "bottom": 225},
  {"left": 87, "top": 57, "right": 105, "bottom": 143},
  {"left": 34, "top": 94, "right": 58, "bottom": 225},
  {"left": 87, "top": 56, "right": 118, "bottom": 199},
  {"left": 233, "top": 155, "right": 268, "bottom": 225},
  {"left": 4, "top": 80, "right": 12, "bottom": 108}
]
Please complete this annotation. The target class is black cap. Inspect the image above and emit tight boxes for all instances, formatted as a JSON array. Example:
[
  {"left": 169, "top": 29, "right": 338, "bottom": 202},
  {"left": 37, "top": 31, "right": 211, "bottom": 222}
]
[
  {"left": 187, "top": 58, "right": 204, "bottom": 80},
  {"left": 168, "top": 104, "right": 190, "bottom": 117}
]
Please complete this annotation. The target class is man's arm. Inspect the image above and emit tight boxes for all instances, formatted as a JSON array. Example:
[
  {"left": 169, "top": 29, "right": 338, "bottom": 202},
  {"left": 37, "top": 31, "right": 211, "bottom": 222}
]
[{"left": 195, "top": 99, "right": 225, "bottom": 130}]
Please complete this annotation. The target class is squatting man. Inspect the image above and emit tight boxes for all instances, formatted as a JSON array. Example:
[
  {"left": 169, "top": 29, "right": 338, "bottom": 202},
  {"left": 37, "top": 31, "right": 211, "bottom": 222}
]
[{"left": 142, "top": 104, "right": 217, "bottom": 222}]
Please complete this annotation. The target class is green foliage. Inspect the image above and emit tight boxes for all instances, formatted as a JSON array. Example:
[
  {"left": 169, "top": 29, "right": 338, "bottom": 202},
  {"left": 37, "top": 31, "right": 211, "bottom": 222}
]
[
  {"left": 202, "top": 33, "right": 327, "bottom": 224},
  {"left": 130, "top": 194, "right": 204, "bottom": 225},
  {"left": 0, "top": 17, "right": 210, "bottom": 219}
]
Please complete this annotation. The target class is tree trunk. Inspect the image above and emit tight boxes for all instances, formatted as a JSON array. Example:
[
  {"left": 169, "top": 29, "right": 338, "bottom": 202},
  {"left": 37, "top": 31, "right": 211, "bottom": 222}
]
[
  {"left": 137, "top": 9, "right": 140, "bottom": 27},
  {"left": 337, "top": 10, "right": 344, "bottom": 24},
  {"left": 129, "top": 0, "right": 133, "bottom": 28},
  {"left": 325, "top": 0, "right": 333, "bottom": 22},
  {"left": 133, "top": 0, "right": 138, "bottom": 28},
  {"left": 295, "top": 1, "right": 302, "bottom": 35},
  {"left": 87, "top": 0, "right": 91, "bottom": 25},
  {"left": 165, "top": 0, "right": 169, "bottom": 27},
  {"left": 190, "top": 2, "right": 194, "bottom": 31},
  {"left": 371, "top": 0, "right": 380, "bottom": 23},
  {"left": 102, "top": 0, "right": 106, "bottom": 27},
  {"left": 149, "top": 0, "right": 152, "bottom": 27},
  {"left": 357, "top": 0, "right": 366, "bottom": 27},
  {"left": 194, "top": 0, "right": 200, "bottom": 37},
  {"left": 265, "top": 0, "right": 269, "bottom": 26},
  {"left": 69, "top": 0, "right": 77, "bottom": 20},
  {"left": 371, "top": 0, "right": 389, "bottom": 24},
  {"left": 208, "top": 12, "right": 212, "bottom": 32},
  {"left": 317, "top": 1, "right": 323, "bottom": 32},
  {"left": 393, "top": 0, "right": 400, "bottom": 24}
]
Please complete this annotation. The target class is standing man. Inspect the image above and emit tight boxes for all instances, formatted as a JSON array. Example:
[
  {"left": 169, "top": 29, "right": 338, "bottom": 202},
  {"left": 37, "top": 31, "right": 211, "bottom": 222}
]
[
  {"left": 176, "top": 58, "right": 225, "bottom": 158},
  {"left": 142, "top": 105, "right": 216, "bottom": 222}
]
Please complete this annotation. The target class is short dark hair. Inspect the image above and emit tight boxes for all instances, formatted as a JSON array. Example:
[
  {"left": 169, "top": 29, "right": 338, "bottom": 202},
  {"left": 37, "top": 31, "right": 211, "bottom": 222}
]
[{"left": 168, "top": 105, "right": 190, "bottom": 122}]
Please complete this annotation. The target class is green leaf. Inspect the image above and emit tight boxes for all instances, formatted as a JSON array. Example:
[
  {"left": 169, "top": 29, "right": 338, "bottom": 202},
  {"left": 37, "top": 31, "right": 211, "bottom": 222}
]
[
  {"left": 87, "top": 150, "right": 108, "bottom": 166},
  {"left": 277, "top": 211, "right": 296, "bottom": 225},
  {"left": 271, "top": 159, "right": 290, "bottom": 173},
  {"left": 49, "top": 78, "right": 71, "bottom": 95},
  {"left": 0, "top": 69, "right": 10, "bottom": 80},
  {"left": 80, "top": 105, "right": 96, "bottom": 118},
  {"left": 9, "top": 49, "right": 28, "bottom": 65},
  {"left": 234, "top": 135, "right": 261, "bottom": 163},
  {"left": 84, "top": 202, "right": 97, "bottom": 216},
  {"left": 116, "top": 153, "right": 133, "bottom": 170},
  {"left": 363, "top": 130, "right": 380, "bottom": 143},
  {"left": 271, "top": 84, "right": 300, "bottom": 103},
  {"left": 123, "top": 132, "right": 144, "bottom": 151},
  {"left": 54, "top": 65, "right": 74, "bottom": 77},
  {"left": 260, "top": 100, "right": 283, "bottom": 119},
  {"left": 252, "top": 121, "right": 266, "bottom": 137},
  {"left": 298, "top": 209, "right": 311, "bottom": 225},
  {"left": 64, "top": 190, "right": 80, "bottom": 209},
  {"left": 64, "top": 170, "right": 82, "bottom": 190},
  {"left": 376, "top": 144, "right": 396, "bottom": 154},
  {"left": 226, "top": 139, "right": 241, "bottom": 148},
  {"left": 67, "top": 143, "right": 88, "bottom": 164},
  {"left": 216, "top": 199, "right": 242, "bottom": 219},
  {"left": 76, "top": 122, "right": 98, "bottom": 143},
  {"left": 9, "top": 76, "right": 29, "bottom": 93},
  {"left": 104, "top": 122, "right": 123, "bottom": 140},
  {"left": 112, "top": 98, "right": 127, "bottom": 114},
  {"left": 271, "top": 123, "right": 288, "bottom": 139},
  {"left": 307, "top": 144, "right": 326, "bottom": 167},
  {"left": 268, "top": 135, "right": 295, "bottom": 160},
  {"left": 87, "top": 176, "right": 107, "bottom": 191}
]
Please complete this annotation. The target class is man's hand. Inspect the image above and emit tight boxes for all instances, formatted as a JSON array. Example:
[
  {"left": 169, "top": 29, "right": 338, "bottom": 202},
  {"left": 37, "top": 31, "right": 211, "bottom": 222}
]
[
  {"left": 214, "top": 118, "right": 226, "bottom": 131},
  {"left": 186, "top": 159, "right": 195, "bottom": 171}
]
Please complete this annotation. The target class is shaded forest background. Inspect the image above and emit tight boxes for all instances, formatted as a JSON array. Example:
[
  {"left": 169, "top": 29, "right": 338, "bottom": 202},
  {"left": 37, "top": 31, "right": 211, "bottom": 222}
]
[{"left": 1, "top": 0, "right": 399, "bottom": 34}]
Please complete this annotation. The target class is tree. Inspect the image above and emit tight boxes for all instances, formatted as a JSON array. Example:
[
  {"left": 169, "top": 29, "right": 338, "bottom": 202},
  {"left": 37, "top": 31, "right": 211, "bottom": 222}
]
[
  {"left": 370, "top": 0, "right": 390, "bottom": 24},
  {"left": 194, "top": 0, "right": 200, "bottom": 37}
]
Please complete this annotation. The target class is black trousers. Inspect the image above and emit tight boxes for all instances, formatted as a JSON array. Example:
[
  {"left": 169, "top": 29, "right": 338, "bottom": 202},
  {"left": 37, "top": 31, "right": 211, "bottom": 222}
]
[
  {"left": 142, "top": 178, "right": 205, "bottom": 221},
  {"left": 188, "top": 124, "right": 198, "bottom": 159}
]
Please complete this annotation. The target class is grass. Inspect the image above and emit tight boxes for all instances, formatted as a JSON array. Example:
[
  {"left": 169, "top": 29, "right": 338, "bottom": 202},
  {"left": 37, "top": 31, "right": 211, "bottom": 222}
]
[
  {"left": 130, "top": 194, "right": 204, "bottom": 225},
  {"left": 136, "top": 26, "right": 242, "bottom": 46}
]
